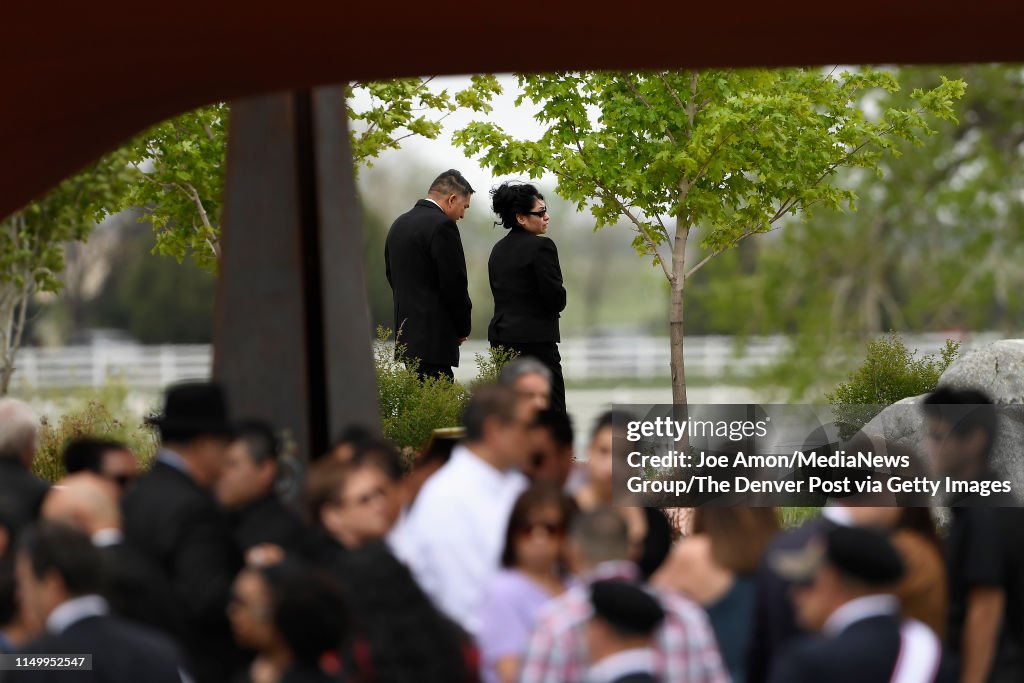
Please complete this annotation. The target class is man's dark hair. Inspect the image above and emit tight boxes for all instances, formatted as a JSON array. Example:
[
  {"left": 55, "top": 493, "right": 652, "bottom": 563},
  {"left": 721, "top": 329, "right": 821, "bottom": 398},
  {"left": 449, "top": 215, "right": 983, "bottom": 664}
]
[
  {"left": 922, "top": 387, "right": 998, "bottom": 460},
  {"left": 331, "top": 424, "right": 374, "bottom": 453},
  {"left": 463, "top": 384, "right": 519, "bottom": 443},
  {"left": 19, "top": 521, "right": 102, "bottom": 597},
  {"left": 569, "top": 507, "right": 630, "bottom": 564},
  {"left": 429, "top": 169, "right": 474, "bottom": 197},
  {"left": 352, "top": 437, "right": 406, "bottom": 482},
  {"left": 233, "top": 418, "right": 280, "bottom": 466},
  {"left": 63, "top": 437, "right": 127, "bottom": 475},
  {"left": 591, "top": 410, "right": 616, "bottom": 441},
  {"left": 534, "top": 409, "right": 573, "bottom": 448},
  {"left": 258, "top": 560, "right": 348, "bottom": 666},
  {"left": 490, "top": 181, "right": 545, "bottom": 230}
]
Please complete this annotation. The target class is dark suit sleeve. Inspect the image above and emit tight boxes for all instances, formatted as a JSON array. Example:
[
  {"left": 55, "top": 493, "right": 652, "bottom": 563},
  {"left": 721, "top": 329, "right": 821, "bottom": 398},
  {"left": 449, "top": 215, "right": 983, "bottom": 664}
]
[
  {"left": 533, "top": 238, "right": 566, "bottom": 314},
  {"left": 384, "top": 237, "right": 392, "bottom": 288},
  {"left": 766, "top": 643, "right": 814, "bottom": 683},
  {"left": 170, "top": 502, "right": 236, "bottom": 628},
  {"left": 430, "top": 221, "right": 472, "bottom": 337}
]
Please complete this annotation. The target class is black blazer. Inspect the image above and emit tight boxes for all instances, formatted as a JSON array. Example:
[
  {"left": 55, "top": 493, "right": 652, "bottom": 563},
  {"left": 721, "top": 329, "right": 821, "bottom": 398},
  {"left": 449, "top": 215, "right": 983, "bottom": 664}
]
[
  {"left": 99, "top": 541, "right": 185, "bottom": 637},
  {"left": 229, "top": 494, "right": 307, "bottom": 554},
  {"left": 121, "top": 461, "right": 242, "bottom": 683},
  {"left": 385, "top": 200, "right": 472, "bottom": 367},
  {"left": 767, "top": 613, "right": 951, "bottom": 683},
  {"left": 487, "top": 226, "right": 566, "bottom": 344},
  {"left": 0, "top": 458, "right": 49, "bottom": 530},
  {"left": 11, "top": 614, "right": 184, "bottom": 683}
]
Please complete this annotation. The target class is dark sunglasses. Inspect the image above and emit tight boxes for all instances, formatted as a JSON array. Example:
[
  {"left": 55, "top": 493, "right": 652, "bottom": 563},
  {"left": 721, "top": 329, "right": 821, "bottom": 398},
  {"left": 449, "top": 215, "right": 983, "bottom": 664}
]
[
  {"left": 517, "top": 521, "right": 564, "bottom": 537},
  {"left": 525, "top": 207, "right": 548, "bottom": 217},
  {"left": 111, "top": 474, "right": 137, "bottom": 490}
]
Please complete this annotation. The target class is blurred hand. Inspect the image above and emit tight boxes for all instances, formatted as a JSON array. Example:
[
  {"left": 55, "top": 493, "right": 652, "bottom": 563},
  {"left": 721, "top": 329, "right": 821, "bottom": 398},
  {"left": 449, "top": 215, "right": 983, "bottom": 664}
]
[
  {"left": 458, "top": 336, "right": 469, "bottom": 346},
  {"left": 246, "top": 543, "right": 284, "bottom": 567}
]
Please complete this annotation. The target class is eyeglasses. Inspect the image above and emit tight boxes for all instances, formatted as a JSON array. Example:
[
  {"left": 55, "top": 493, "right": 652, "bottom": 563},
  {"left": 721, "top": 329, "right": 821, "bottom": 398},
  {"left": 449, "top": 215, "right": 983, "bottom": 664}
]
[
  {"left": 525, "top": 207, "right": 548, "bottom": 217},
  {"left": 516, "top": 521, "right": 564, "bottom": 537},
  {"left": 341, "top": 486, "right": 388, "bottom": 508}
]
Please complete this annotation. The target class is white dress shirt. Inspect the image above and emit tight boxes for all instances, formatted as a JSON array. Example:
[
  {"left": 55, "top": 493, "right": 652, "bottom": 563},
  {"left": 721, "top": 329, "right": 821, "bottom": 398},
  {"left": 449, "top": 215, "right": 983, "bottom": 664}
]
[
  {"left": 47, "top": 594, "right": 109, "bottom": 635},
  {"left": 823, "top": 594, "right": 899, "bottom": 637},
  {"left": 392, "top": 443, "right": 528, "bottom": 636}
]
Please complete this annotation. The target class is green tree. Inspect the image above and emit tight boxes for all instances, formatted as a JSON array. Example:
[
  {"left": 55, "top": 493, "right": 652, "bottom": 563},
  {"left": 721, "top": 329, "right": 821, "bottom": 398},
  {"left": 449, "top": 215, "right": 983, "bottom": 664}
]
[
  {"left": 454, "top": 69, "right": 965, "bottom": 407},
  {"left": 122, "top": 76, "right": 501, "bottom": 270},
  {"left": 1, "top": 152, "right": 134, "bottom": 394}
]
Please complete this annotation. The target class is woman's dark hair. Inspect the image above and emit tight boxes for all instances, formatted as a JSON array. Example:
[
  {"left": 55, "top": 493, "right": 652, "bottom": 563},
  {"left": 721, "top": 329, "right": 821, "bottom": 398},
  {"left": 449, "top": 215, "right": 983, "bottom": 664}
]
[
  {"left": 501, "top": 483, "right": 577, "bottom": 567},
  {"left": 257, "top": 560, "right": 348, "bottom": 667},
  {"left": 491, "top": 181, "right": 544, "bottom": 230},
  {"left": 335, "top": 542, "right": 472, "bottom": 683},
  {"left": 894, "top": 507, "right": 943, "bottom": 556}
]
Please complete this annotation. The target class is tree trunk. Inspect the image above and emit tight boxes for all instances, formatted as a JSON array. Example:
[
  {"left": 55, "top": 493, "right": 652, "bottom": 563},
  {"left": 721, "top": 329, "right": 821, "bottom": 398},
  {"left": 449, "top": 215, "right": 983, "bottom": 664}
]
[{"left": 669, "top": 279, "right": 686, "bottom": 407}]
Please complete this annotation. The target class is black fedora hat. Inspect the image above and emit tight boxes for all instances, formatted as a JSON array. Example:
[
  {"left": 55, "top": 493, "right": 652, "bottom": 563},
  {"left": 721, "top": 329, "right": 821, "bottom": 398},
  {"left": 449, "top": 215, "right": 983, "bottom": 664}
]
[{"left": 147, "top": 381, "right": 235, "bottom": 439}]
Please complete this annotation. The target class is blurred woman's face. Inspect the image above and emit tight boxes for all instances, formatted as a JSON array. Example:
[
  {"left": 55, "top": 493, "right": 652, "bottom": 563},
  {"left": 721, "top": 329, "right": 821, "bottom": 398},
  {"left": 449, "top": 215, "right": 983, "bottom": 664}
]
[
  {"left": 227, "top": 570, "right": 276, "bottom": 651},
  {"left": 586, "top": 426, "right": 615, "bottom": 501},
  {"left": 515, "top": 503, "right": 566, "bottom": 571},
  {"left": 325, "top": 465, "right": 394, "bottom": 548},
  {"left": 518, "top": 197, "right": 550, "bottom": 235}
]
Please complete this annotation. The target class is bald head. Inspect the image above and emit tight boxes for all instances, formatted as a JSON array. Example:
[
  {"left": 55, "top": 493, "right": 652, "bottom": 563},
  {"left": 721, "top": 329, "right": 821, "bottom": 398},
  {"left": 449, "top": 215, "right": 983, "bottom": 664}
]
[
  {"left": 41, "top": 473, "right": 121, "bottom": 535},
  {"left": 0, "top": 397, "right": 41, "bottom": 468}
]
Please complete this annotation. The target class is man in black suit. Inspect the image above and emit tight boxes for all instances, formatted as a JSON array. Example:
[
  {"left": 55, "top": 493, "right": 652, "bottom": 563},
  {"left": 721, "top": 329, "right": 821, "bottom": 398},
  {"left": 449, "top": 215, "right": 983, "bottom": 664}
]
[
  {"left": 585, "top": 579, "right": 665, "bottom": 683},
  {"left": 40, "top": 473, "right": 182, "bottom": 637},
  {"left": 216, "top": 419, "right": 305, "bottom": 556},
  {"left": 11, "top": 521, "right": 186, "bottom": 682},
  {"left": 0, "top": 399, "right": 49, "bottom": 532},
  {"left": 121, "top": 381, "right": 242, "bottom": 683},
  {"left": 767, "top": 525, "right": 947, "bottom": 683},
  {"left": 384, "top": 169, "right": 474, "bottom": 380}
]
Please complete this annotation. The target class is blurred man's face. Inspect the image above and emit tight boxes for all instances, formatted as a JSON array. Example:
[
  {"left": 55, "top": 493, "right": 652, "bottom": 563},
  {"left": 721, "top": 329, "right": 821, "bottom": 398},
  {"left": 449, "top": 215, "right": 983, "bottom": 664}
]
[
  {"left": 792, "top": 565, "right": 839, "bottom": 632},
  {"left": 217, "top": 441, "right": 275, "bottom": 510},
  {"left": 191, "top": 436, "right": 232, "bottom": 488},
  {"left": 15, "top": 552, "right": 55, "bottom": 634},
  {"left": 494, "top": 400, "right": 536, "bottom": 472},
  {"left": 528, "top": 427, "right": 573, "bottom": 489},
  {"left": 325, "top": 465, "right": 394, "bottom": 547},
  {"left": 514, "top": 372, "right": 550, "bottom": 412},
  {"left": 923, "top": 417, "right": 987, "bottom": 479},
  {"left": 100, "top": 449, "right": 139, "bottom": 496},
  {"left": 586, "top": 426, "right": 615, "bottom": 500}
]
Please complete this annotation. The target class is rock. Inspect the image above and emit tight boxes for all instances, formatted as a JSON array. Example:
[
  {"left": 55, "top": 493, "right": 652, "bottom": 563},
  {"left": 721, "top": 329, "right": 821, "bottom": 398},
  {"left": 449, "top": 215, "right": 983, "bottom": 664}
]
[{"left": 939, "top": 339, "right": 1024, "bottom": 418}]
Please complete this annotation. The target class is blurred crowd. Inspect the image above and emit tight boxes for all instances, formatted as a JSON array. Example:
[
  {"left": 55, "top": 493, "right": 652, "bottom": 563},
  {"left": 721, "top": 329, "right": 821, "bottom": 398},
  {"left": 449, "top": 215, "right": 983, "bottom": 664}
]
[{"left": 0, "top": 362, "right": 1022, "bottom": 683}]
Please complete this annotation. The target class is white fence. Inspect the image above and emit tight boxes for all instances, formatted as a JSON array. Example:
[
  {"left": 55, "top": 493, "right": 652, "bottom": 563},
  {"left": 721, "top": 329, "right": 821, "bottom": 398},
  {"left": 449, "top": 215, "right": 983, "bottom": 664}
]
[{"left": 8, "top": 332, "right": 1009, "bottom": 390}]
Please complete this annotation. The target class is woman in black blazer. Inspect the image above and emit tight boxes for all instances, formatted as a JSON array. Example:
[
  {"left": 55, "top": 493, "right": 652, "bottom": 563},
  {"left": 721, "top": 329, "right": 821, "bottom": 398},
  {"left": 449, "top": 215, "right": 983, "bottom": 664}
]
[{"left": 488, "top": 182, "right": 567, "bottom": 412}]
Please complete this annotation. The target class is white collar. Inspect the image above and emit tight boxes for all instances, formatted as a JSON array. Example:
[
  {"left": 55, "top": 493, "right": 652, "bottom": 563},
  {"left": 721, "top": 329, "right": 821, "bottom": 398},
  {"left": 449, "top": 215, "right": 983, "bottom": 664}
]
[
  {"left": 585, "top": 648, "right": 655, "bottom": 683},
  {"left": 47, "top": 594, "right": 109, "bottom": 635},
  {"left": 424, "top": 197, "right": 445, "bottom": 213},
  {"left": 822, "top": 505, "right": 854, "bottom": 526},
  {"left": 824, "top": 594, "right": 899, "bottom": 637},
  {"left": 91, "top": 528, "right": 124, "bottom": 548}
]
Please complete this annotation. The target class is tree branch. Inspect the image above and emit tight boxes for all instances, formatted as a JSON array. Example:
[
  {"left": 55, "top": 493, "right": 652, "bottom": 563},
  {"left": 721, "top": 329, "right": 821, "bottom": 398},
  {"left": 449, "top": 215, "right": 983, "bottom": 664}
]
[{"left": 624, "top": 75, "right": 677, "bottom": 146}]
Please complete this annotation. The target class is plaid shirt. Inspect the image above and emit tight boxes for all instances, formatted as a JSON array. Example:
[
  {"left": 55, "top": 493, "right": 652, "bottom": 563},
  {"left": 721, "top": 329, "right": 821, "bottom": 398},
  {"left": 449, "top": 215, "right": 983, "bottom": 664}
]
[{"left": 519, "top": 561, "right": 729, "bottom": 683}]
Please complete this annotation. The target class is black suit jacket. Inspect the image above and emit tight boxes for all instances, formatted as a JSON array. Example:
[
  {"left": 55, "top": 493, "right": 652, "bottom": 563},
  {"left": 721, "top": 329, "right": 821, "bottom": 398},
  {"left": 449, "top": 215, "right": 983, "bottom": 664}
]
[
  {"left": 121, "top": 461, "right": 242, "bottom": 683},
  {"left": 767, "top": 613, "right": 951, "bottom": 683},
  {"left": 747, "top": 516, "right": 836, "bottom": 683},
  {"left": 384, "top": 200, "right": 472, "bottom": 367},
  {"left": 229, "top": 494, "right": 306, "bottom": 554},
  {"left": 10, "top": 614, "right": 184, "bottom": 683},
  {"left": 99, "top": 542, "right": 184, "bottom": 637},
  {"left": 487, "top": 226, "right": 566, "bottom": 344},
  {"left": 0, "top": 459, "right": 49, "bottom": 531}
]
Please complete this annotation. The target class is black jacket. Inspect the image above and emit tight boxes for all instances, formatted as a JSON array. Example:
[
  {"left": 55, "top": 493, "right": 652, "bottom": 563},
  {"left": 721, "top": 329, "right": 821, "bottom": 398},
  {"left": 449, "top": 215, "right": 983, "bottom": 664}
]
[
  {"left": 98, "top": 541, "right": 185, "bottom": 637},
  {"left": 768, "top": 613, "right": 951, "bottom": 683},
  {"left": 121, "top": 460, "right": 242, "bottom": 683},
  {"left": 385, "top": 200, "right": 472, "bottom": 367},
  {"left": 487, "top": 226, "right": 566, "bottom": 344},
  {"left": 11, "top": 614, "right": 184, "bottom": 683},
  {"left": 229, "top": 494, "right": 307, "bottom": 554},
  {"left": 0, "top": 458, "right": 49, "bottom": 531}
]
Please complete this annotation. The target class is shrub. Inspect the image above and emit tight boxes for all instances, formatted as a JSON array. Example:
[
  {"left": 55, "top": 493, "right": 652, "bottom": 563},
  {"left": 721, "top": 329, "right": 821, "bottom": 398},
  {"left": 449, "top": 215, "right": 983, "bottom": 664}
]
[
  {"left": 375, "top": 327, "right": 517, "bottom": 451},
  {"left": 32, "top": 383, "right": 158, "bottom": 483},
  {"left": 826, "top": 334, "right": 960, "bottom": 438}
]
